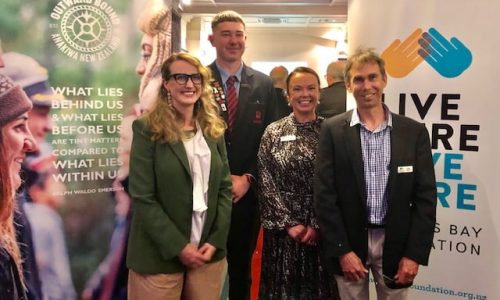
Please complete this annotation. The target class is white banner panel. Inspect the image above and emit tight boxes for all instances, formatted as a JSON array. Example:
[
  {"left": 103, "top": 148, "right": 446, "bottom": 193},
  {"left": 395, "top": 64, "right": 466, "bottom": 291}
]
[{"left": 348, "top": 1, "right": 499, "bottom": 299}]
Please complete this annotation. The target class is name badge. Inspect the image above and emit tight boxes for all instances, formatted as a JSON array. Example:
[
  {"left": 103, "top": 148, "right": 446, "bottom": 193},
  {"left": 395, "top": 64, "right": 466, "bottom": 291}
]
[
  {"left": 397, "top": 166, "right": 413, "bottom": 173},
  {"left": 280, "top": 135, "right": 297, "bottom": 142}
]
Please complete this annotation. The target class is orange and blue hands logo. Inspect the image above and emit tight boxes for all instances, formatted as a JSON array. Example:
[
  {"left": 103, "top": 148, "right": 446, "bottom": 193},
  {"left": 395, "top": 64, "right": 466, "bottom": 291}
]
[{"left": 381, "top": 27, "right": 472, "bottom": 78}]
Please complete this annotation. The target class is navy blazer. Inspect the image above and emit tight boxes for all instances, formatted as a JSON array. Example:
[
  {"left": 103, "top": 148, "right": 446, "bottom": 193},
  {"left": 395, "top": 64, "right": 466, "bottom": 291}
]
[
  {"left": 209, "top": 62, "right": 278, "bottom": 178},
  {"left": 314, "top": 110, "right": 437, "bottom": 278}
]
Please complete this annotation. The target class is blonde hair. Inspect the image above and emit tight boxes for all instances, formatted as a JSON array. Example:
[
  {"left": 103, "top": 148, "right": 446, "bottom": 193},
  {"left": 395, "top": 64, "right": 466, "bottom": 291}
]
[
  {"left": 136, "top": 0, "right": 171, "bottom": 36},
  {"left": 136, "top": 0, "right": 172, "bottom": 99},
  {"left": 144, "top": 53, "right": 226, "bottom": 143},
  {"left": 0, "top": 131, "right": 24, "bottom": 285}
]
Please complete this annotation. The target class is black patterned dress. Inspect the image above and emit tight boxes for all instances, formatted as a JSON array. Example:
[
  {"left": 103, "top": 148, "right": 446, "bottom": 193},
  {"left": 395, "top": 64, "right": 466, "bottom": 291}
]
[{"left": 257, "top": 115, "right": 337, "bottom": 300}]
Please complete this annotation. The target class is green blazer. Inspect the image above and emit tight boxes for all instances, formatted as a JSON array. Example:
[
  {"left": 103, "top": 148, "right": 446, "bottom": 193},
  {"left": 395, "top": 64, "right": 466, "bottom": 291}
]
[{"left": 126, "top": 118, "right": 232, "bottom": 274}]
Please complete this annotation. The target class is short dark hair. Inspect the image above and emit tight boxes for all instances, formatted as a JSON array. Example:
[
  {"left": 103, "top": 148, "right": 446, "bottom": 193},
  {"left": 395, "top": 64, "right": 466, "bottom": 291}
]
[
  {"left": 211, "top": 10, "right": 245, "bottom": 30},
  {"left": 286, "top": 67, "right": 321, "bottom": 95}
]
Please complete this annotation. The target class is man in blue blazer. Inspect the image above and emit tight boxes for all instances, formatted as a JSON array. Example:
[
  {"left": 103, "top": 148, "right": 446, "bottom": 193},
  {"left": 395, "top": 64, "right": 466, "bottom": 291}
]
[
  {"left": 314, "top": 48, "right": 437, "bottom": 299},
  {"left": 208, "top": 10, "right": 278, "bottom": 300}
]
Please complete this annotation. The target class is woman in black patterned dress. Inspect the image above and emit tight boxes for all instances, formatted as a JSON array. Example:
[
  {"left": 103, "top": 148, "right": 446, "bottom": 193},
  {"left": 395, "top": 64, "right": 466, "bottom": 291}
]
[{"left": 257, "top": 67, "right": 339, "bottom": 299}]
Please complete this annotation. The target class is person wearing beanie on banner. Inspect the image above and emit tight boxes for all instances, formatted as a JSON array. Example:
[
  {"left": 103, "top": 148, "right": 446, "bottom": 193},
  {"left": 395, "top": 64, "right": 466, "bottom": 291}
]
[
  {"left": 314, "top": 48, "right": 437, "bottom": 300},
  {"left": 1, "top": 51, "right": 74, "bottom": 300},
  {"left": 0, "top": 49, "right": 47, "bottom": 300},
  {"left": 0, "top": 52, "right": 61, "bottom": 145},
  {"left": 126, "top": 53, "right": 232, "bottom": 299},
  {"left": 0, "top": 73, "right": 36, "bottom": 299},
  {"left": 208, "top": 10, "right": 279, "bottom": 299}
]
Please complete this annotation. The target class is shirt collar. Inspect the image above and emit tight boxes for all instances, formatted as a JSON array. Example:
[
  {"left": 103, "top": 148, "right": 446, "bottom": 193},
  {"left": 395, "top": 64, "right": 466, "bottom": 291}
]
[
  {"left": 350, "top": 104, "right": 393, "bottom": 130},
  {"left": 215, "top": 61, "right": 243, "bottom": 84}
]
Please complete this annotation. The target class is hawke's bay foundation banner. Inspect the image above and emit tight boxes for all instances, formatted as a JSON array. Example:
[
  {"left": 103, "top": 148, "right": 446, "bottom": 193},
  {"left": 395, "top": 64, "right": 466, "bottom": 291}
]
[
  {"left": 348, "top": 0, "right": 499, "bottom": 299},
  {"left": 0, "top": 0, "right": 170, "bottom": 295}
]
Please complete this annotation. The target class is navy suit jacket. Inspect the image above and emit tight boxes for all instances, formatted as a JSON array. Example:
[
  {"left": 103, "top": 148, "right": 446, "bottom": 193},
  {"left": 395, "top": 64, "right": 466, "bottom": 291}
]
[
  {"left": 209, "top": 62, "right": 278, "bottom": 178},
  {"left": 314, "top": 110, "right": 437, "bottom": 278}
]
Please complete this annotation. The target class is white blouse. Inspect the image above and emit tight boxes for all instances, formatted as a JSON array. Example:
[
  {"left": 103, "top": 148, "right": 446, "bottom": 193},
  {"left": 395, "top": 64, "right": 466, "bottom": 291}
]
[{"left": 182, "top": 123, "right": 211, "bottom": 246}]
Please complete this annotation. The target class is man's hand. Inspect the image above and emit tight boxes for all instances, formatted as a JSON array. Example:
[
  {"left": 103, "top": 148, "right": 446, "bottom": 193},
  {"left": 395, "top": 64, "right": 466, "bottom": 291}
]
[
  {"left": 339, "top": 251, "right": 369, "bottom": 281},
  {"left": 231, "top": 175, "right": 251, "bottom": 203},
  {"left": 394, "top": 257, "right": 419, "bottom": 285},
  {"left": 198, "top": 243, "right": 216, "bottom": 262},
  {"left": 179, "top": 243, "right": 206, "bottom": 269}
]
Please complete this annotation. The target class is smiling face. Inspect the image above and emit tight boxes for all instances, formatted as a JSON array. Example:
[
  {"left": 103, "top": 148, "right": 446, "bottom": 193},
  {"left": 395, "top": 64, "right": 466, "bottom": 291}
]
[
  {"left": 287, "top": 71, "right": 320, "bottom": 122},
  {"left": 1, "top": 113, "right": 36, "bottom": 188},
  {"left": 346, "top": 62, "right": 387, "bottom": 111},
  {"left": 209, "top": 21, "right": 246, "bottom": 64},
  {"left": 163, "top": 60, "right": 202, "bottom": 113}
]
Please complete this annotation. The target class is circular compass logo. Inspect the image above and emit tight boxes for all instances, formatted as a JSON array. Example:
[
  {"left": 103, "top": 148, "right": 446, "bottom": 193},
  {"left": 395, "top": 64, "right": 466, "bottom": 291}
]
[{"left": 50, "top": 0, "right": 120, "bottom": 62}]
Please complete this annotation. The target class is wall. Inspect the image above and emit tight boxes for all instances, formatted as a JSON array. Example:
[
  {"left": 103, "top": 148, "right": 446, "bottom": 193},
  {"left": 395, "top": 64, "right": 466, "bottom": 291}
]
[{"left": 184, "top": 16, "right": 345, "bottom": 88}]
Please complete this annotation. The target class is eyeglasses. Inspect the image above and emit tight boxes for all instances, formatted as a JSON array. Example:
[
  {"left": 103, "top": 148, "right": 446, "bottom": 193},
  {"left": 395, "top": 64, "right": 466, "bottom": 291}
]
[{"left": 168, "top": 73, "right": 202, "bottom": 85}]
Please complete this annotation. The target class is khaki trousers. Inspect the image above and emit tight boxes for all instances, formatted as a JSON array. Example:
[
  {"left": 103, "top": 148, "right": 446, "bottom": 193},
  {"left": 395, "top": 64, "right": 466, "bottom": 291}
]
[
  {"left": 334, "top": 229, "right": 409, "bottom": 300},
  {"left": 128, "top": 258, "right": 227, "bottom": 300}
]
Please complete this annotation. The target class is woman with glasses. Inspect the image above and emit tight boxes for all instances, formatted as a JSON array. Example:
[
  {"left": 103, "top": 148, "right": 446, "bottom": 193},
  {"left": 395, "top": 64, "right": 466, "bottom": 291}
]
[
  {"left": 0, "top": 73, "right": 37, "bottom": 299},
  {"left": 126, "top": 52, "right": 232, "bottom": 300}
]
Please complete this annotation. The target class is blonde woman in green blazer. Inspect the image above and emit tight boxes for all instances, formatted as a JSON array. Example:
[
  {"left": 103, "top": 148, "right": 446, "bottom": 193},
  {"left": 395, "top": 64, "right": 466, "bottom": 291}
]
[{"left": 126, "top": 53, "right": 232, "bottom": 300}]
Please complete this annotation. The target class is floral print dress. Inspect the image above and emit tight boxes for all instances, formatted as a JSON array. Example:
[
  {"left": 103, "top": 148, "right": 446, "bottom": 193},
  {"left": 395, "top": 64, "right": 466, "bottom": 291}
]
[{"left": 257, "top": 114, "right": 338, "bottom": 300}]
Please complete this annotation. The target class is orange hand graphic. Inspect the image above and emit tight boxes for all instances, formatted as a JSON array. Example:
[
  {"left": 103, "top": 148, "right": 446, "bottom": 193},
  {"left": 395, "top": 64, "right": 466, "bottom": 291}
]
[{"left": 381, "top": 28, "right": 425, "bottom": 78}]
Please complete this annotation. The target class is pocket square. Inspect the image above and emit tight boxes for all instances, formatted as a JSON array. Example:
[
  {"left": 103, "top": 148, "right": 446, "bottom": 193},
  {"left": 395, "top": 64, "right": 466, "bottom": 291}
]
[{"left": 397, "top": 166, "right": 413, "bottom": 173}]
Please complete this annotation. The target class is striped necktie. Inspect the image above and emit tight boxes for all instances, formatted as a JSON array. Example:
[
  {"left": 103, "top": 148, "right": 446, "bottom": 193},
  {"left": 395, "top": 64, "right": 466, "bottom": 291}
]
[{"left": 226, "top": 76, "right": 238, "bottom": 130}]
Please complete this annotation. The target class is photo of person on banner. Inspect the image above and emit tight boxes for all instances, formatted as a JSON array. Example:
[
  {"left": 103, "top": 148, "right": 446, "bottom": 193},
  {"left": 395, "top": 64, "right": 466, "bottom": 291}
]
[
  {"left": 81, "top": 1, "right": 174, "bottom": 298},
  {"left": 1, "top": 51, "right": 76, "bottom": 300},
  {"left": 136, "top": 0, "right": 173, "bottom": 113},
  {"left": 0, "top": 72, "right": 36, "bottom": 299},
  {"left": 314, "top": 48, "right": 437, "bottom": 300}
]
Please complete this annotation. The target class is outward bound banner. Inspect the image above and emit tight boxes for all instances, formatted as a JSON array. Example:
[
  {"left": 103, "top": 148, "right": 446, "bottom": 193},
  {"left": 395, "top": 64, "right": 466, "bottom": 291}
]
[{"left": 348, "top": 0, "right": 499, "bottom": 299}]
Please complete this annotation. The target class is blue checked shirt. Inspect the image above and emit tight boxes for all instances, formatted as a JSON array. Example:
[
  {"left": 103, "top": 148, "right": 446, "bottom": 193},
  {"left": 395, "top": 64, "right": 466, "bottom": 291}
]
[{"left": 350, "top": 106, "right": 392, "bottom": 225}]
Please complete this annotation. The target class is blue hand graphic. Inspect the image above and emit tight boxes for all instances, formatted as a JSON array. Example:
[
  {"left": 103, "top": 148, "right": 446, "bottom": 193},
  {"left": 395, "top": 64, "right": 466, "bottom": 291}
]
[{"left": 418, "top": 27, "right": 472, "bottom": 78}]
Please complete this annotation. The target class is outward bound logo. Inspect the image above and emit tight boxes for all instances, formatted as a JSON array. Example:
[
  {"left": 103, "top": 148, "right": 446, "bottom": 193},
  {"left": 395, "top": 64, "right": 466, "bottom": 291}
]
[
  {"left": 381, "top": 27, "right": 472, "bottom": 78},
  {"left": 49, "top": 0, "right": 120, "bottom": 62}
]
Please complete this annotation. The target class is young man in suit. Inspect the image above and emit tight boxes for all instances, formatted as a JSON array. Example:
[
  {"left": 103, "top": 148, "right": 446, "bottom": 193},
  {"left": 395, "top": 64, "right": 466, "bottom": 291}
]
[
  {"left": 314, "top": 48, "right": 437, "bottom": 299},
  {"left": 317, "top": 60, "right": 347, "bottom": 119},
  {"left": 208, "top": 10, "right": 278, "bottom": 300}
]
